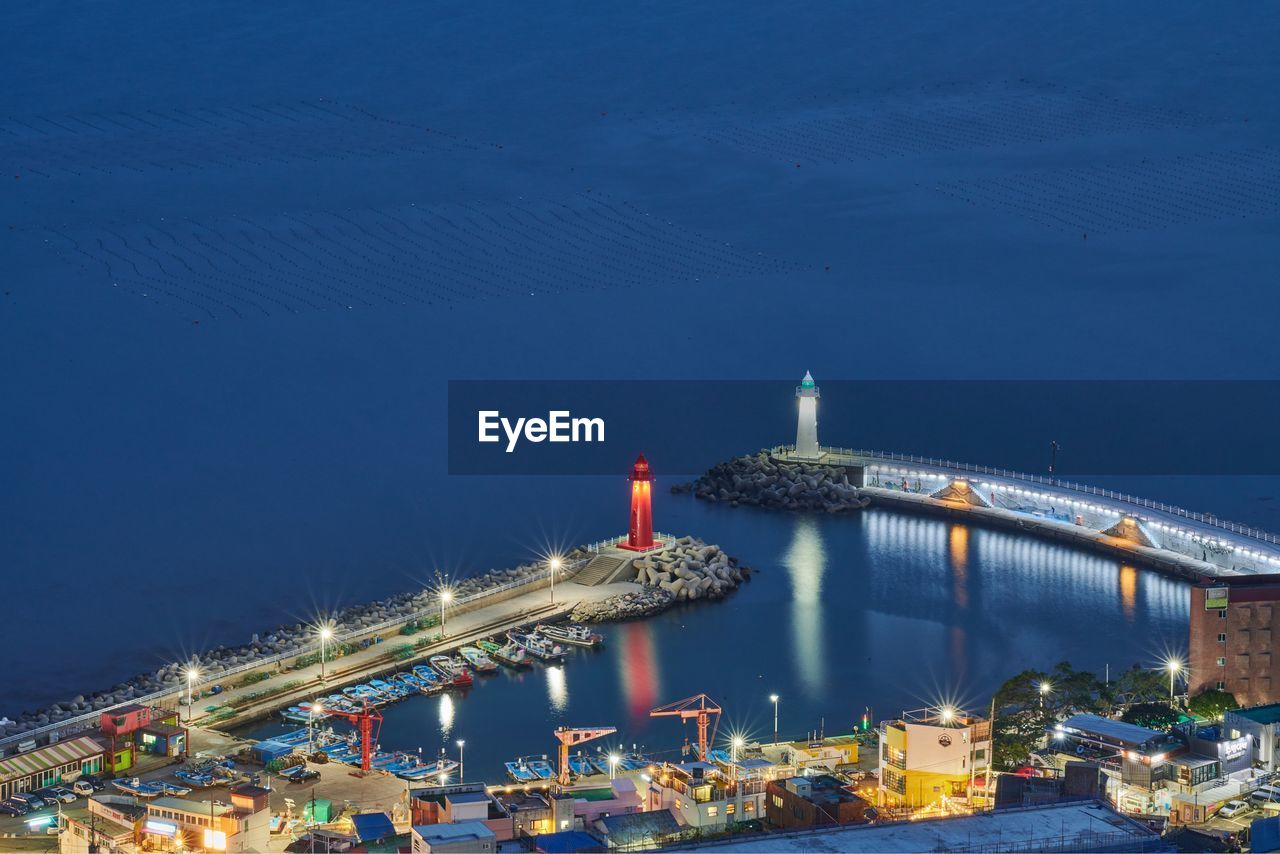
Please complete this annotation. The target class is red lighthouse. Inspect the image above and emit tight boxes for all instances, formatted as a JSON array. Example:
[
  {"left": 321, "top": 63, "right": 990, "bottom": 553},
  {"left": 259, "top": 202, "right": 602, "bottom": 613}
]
[{"left": 621, "top": 454, "right": 658, "bottom": 551}]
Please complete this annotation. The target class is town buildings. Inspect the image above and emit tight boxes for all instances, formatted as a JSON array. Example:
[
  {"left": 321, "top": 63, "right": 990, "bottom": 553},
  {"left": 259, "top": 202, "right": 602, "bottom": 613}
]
[
  {"left": 0, "top": 736, "right": 105, "bottom": 802},
  {"left": 877, "top": 706, "right": 991, "bottom": 813},
  {"left": 1225, "top": 703, "right": 1280, "bottom": 772},
  {"left": 1189, "top": 575, "right": 1280, "bottom": 705},
  {"left": 645, "top": 760, "right": 770, "bottom": 829},
  {"left": 764, "top": 774, "right": 872, "bottom": 828}
]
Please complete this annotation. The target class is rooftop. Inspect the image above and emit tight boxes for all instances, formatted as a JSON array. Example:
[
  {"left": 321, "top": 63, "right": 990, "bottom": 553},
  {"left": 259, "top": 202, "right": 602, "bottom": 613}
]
[
  {"left": 680, "top": 801, "right": 1160, "bottom": 852},
  {"left": 151, "top": 796, "right": 233, "bottom": 817},
  {"left": 414, "top": 819, "right": 495, "bottom": 843},
  {"left": 1057, "top": 713, "right": 1166, "bottom": 746},
  {"left": 1232, "top": 703, "right": 1280, "bottom": 725}
]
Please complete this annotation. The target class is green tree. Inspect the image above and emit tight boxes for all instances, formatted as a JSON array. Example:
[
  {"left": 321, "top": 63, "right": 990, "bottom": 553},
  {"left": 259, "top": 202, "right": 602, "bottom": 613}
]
[
  {"left": 1110, "top": 664, "right": 1168, "bottom": 710},
  {"left": 1188, "top": 689, "right": 1238, "bottom": 721},
  {"left": 1121, "top": 702, "right": 1179, "bottom": 730}
]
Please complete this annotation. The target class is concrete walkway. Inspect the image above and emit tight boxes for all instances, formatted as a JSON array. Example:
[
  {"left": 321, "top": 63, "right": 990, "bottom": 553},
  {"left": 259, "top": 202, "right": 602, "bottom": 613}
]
[{"left": 184, "top": 578, "right": 643, "bottom": 727}]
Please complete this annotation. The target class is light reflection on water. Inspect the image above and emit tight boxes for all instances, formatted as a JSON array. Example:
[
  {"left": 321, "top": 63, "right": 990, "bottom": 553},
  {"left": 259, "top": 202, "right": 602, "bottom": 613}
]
[
  {"left": 546, "top": 665, "right": 568, "bottom": 713},
  {"left": 783, "top": 518, "right": 827, "bottom": 698}
]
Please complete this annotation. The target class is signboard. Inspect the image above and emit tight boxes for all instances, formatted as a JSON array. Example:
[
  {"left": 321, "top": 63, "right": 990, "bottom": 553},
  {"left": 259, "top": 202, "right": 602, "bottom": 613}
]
[
  {"left": 1205, "top": 587, "right": 1229, "bottom": 610},
  {"left": 145, "top": 819, "right": 178, "bottom": 837}
]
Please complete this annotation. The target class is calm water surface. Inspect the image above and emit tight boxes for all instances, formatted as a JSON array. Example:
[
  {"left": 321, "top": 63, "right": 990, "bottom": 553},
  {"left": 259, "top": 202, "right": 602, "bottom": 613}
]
[{"left": 241, "top": 499, "right": 1188, "bottom": 782}]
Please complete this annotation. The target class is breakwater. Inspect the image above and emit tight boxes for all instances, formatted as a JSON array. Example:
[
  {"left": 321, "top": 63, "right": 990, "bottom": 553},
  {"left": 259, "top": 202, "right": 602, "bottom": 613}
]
[
  {"left": 682, "top": 452, "right": 870, "bottom": 512},
  {"left": 0, "top": 547, "right": 591, "bottom": 742},
  {"left": 571, "top": 537, "right": 749, "bottom": 621}
]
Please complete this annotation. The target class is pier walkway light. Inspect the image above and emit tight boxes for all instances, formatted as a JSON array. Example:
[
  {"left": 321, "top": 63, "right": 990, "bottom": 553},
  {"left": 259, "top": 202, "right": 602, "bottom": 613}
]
[
  {"left": 770, "top": 694, "right": 780, "bottom": 745},
  {"left": 608, "top": 753, "right": 620, "bottom": 780},
  {"left": 548, "top": 556, "right": 563, "bottom": 606},
  {"left": 185, "top": 666, "right": 201, "bottom": 723},
  {"left": 317, "top": 624, "right": 335, "bottom": 683},
  {"left": 457, "top": 739, "right": 466, "bottom": 783},
  {"left": 440, "top": 587, "right": 454, "bottom": 637}
]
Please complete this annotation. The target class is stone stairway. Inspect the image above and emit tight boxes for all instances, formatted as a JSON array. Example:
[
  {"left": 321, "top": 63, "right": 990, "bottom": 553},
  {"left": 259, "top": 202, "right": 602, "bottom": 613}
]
[{"left": 572, "top": 555, "right": 627, "bottom": 586}]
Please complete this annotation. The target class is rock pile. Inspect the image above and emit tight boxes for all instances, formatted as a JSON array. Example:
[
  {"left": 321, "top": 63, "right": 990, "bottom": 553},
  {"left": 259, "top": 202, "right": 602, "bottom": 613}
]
[
  {"left": 1, "top": 548, "right": 591, "bottom": 738},
  {"left": 632, "top": 537, "right": 749, "bottom": 601},
  {"left": 570, "top": 588, "right": 675, "bottom": 623},
  {"left": 688, "top": 452, "right": 870, "bottom": 513}
]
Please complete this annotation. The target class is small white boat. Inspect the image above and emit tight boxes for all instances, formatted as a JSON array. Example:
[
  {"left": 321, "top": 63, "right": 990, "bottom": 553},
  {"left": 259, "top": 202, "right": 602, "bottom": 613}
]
[
  {"left": 509, "top": 632, "right": 566, "bottom": 662},
  {"left": 536, "top": 623, "right": 603, "bottom": 648}
]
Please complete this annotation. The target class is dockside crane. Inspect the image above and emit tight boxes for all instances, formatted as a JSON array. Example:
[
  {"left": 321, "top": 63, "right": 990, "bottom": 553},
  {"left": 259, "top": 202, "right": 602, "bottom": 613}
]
[
  {"left": 554, "top": 726, "right": 617, "bottom": 786},
  {"left": 319, "top": 699, "right": 383, "bottom": 773},
  {"left": 649, "top": 694, "right": 722, "bottom": 762}
]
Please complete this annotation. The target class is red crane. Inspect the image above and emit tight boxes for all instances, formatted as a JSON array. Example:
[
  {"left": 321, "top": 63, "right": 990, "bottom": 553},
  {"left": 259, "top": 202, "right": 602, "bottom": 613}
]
[
  {"left": 317, "top": 699, "right": 383, "bottom": 773},
  {"left": 650, "top": 694, "right": 722, "bottom": 762}
]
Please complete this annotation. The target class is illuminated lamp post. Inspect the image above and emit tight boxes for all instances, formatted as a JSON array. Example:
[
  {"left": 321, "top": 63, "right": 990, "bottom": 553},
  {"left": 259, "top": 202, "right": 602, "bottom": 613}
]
[
  {"left": 457, "top": 739, "right": 465, "bottom": 783},
  {"left": 608, "top": 753, "right": 620, "bottom": 780},
  {"left": 549, "top": 556, "right": 562, "bottom": 606},
  {"left": 770, "top": 694, "right": 780, "bottom": 745},
  {"left": 1167, "top": 659, "right": 1182, "bottom": 704},
  {"left": 319, "top": 626, "right": 333, "bottom": 683},
  {"left": 440, "top": 588, "right": 453, "bottom": 637},
  {"left": 185, "top": 666, "right": 200, "bottom": 723},
  {"left": 732, "top": 736, "right": 745, "bottom": 822},
  {"left": 1039, "top": 681, "right": 1052, "bottom": 708},
  {"left": 619, "top": 454, "right": 658, "bottom": 551}
]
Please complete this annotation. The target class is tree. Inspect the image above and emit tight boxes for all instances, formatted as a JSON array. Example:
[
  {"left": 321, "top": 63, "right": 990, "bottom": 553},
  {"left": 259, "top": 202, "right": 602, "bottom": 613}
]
[
  {"left": 1188, "top": 689, "right": 1238, "bottom": 721},
  {"left": 1121, "top": 702, "right": 1179, "bottom": 730},
  {"left": 1110, "top": 664, "right": 1168, "bottom": 710}
]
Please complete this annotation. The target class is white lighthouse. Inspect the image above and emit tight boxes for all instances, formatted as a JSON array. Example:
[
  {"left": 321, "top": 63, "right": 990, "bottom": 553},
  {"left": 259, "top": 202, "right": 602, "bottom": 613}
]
[{"left": 795, "top": 371, "right": 822, "bottom": 459}]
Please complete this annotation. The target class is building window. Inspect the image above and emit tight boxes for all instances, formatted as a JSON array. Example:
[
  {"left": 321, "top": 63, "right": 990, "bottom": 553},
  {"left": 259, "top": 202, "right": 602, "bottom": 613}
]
[
  {"left": 1220, "top": 611, "right": 1227, "bottom": 620},
  {"left": 772, "top": 795, "right": 783, "bottom": 809},
  {"left": 707, "top": 806, "right": 718, "bottom": 817},
  {"left": 726, "top": 803, "right": 735, "bottom": 814},
  {"left": 1218, "top": 658, "right": 1227, "bottom": 667},
  {"left": 1218, "top": 681, "right": 1226, "bottom": 690},
  {"left": 1219, "top": 633, "right": 1228, "bottom": 642},
  {"left": 744, "top": 801, "right": 754, "bottom": 812}
]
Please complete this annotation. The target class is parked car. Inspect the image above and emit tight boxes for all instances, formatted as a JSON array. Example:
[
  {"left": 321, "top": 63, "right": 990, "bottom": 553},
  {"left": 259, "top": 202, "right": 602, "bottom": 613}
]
[
  {"left": 14, "top": 793, "right": 48, "bottom": 811},
  {"left": 1220, "top": 800, "right": 1251, "bottom": 819},
  {"left": 72, "top": 781, "right": 95, "bottom": 797},
  {"left": 0, "top": 798, "right": 30, "bottom": 816},
  {"left": 79, "top": 775, "right": 106, "bottom": 792},
  {"left": 31, "top": 789, "right": 63, "bottom": 807},
  {"left": 286, "top": 769, "right": 320, "bottom": 783},
  {"left": 48, "top": 787, "right": 77, "bottom": 803}
]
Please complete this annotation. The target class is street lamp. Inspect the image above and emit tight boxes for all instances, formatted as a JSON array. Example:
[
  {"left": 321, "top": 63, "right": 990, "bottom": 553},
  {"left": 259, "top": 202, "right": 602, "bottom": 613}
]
[
  {"left": 549, "top": 556, "right": 563, "bottom": 606},
  {"left": 1167, "top": 659, "right": 1183, "bottom": 704},
  {"left": 319, "top": 626, "right": 333, "bottom": 683},
  {"left": 770, "top": 694, "right": 780, "bottom": 744},
  {"left": 1039, "top": 681, "right": 1052, "bottom": 708},
  {"left": 440, "top": 588, "right": 453, "bottom": 637},
  {"left": 608, "top": 753, "right": 620, "bottom": 780},
  {"left": 457, "top": 739, "right": 465, "bottom": 783},
  {"left": 941, "top": 706, "right": 955, "bottom": 724},
  {"left": 185, "top": 666, "right": 200, "bottom": 723}
]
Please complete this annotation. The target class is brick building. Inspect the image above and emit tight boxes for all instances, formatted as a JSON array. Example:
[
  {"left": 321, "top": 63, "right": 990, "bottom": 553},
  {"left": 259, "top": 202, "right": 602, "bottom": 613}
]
[
  {"left": 765, "top": 775, "right": 872, "bottom": 829},
  {"left": 1189, "top": 575, "right": 1280, "bottom": 706}
]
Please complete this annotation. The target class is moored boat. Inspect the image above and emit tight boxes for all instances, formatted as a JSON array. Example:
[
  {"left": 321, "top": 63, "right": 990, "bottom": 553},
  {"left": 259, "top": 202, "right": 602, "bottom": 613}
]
[
  {"left": 112, "top": 778, "right": 163, "bottom": 797},
  {"left": 568, "top": 754, "right": 594, "bottom": 777},
  {"left": 412, "top": 664, "right": 445, "bottom": 692},
  {"left": 478, "top": 639, "right": 531, "bottom": 669},
  {"left": 429, "top": 655, "right": 473, "bottom": 687},
  {"left": 459, "top": 646, "right": 499, "bottom": 673},
  {"left": 505, "top": 760, "right": 536, "bottom": 783},
  {"left": 528, "top": 758, "right": 555, "bottom": 780},
  {"left": 508, "top": 632, "right": 566, "bottom": 662},
  {"left": 536, "top": 622, "right": 604, "bottom": 648}
]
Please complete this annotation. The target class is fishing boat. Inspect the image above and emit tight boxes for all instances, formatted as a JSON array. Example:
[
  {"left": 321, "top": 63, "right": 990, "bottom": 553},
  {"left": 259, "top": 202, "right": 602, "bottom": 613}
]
[
  {"left": 505, "top": 760, "right": 537, "bottom": 783},
  {"left": 508, "top": 632, "right": 566, "bottom": 662},
  {"left": 174, "top": 769, "right": 215, "bottom": 788},
  {"left": 536, "top": 622, "right": 604, "bottom": 648},
  {"left": 370, "top": 678, "right": 411, "bottom": 699},
  {"left": 152, "top": 781, "right": 192, "bottom": 796},
  {"left": 429, "top": 655, "right": 473, "bottom": 687},
  {"left": 478, "top": 639, "right": 531, "bottom": 669},
  {"left": 568, "top": 755, "right": 594, "bottom": 777},
  {"left": 708, "top": 749, "right": 733, "bottom": 767},
  {"left": 401, "top": 758, "right": 459, "bottom": 781},
  {"left": 458, "top": 646, "right": 498, "bottom": 674},
  {"left": 528, "top": 758, "right": 555, "bottom": 780},
  {"left": 112, "top": 778, "right": 163, "bottom": 798},
  {"left": 589, "top": 755, "right": 613, "bottom": 775},
  {"left": 622, "top": 753, "right": 650, "bottom": 771},
  {"left": 412, "top": 665, "right": 445, "bottom": 692}
]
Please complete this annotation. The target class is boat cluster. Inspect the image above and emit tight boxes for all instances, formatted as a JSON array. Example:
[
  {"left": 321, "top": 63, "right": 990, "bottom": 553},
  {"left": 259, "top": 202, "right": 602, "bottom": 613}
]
[
  {"left": 505, "top": 750, "right": 649, "bottom": 783},
  {"left": 113, "top": 756, "right": 241, "bottom": 798}
]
